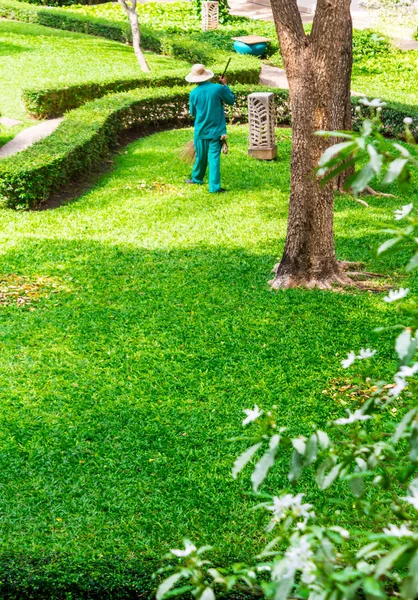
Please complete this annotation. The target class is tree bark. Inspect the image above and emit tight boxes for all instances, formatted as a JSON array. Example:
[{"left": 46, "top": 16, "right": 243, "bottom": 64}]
[
  {"left": 269, "top": 0, "right": 353, "bottom": 289},
  {"left": 118, "top": 0, "right": 150, "bottom": 73}
]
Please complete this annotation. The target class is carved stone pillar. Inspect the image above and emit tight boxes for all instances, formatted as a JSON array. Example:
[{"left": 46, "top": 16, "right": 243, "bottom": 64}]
[{"left": 248, "top": 92, "right": 277, "bottom": 160}]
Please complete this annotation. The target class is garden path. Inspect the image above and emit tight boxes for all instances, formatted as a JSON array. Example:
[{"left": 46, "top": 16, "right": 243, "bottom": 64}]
[
  {"left": 0, "top": 118, "right": 63, "bottom": 158},
  {"left": 228, "top": 0, "right": 418, "bottom": 50}
]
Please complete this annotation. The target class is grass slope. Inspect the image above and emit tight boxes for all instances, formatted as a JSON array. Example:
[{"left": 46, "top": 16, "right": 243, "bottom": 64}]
[
  {"left": 0, "top": 20, "right": 188, "bottom": 121},
  {"left": 0, "top": 126, "right": 415, "bottom": 596}
]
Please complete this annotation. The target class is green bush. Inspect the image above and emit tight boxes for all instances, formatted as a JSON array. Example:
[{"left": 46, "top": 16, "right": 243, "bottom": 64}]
[
  {"left": 0, "top": 85, "right": 286, "bottom": 210},
  {"left": 15, "top": 0, "right": 109, "bottom": 6},
  {"left": 351, "top": 96, "right": 418, "bottom": 138},
  {"left": 22, "top": 61, "right": 260, "bottom": 118},
  {"left": 0, "top": 0, "right": 132, "bottom": 41}
]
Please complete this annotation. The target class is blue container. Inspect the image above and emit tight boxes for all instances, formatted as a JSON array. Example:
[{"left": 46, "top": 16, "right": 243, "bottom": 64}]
[{"left": 233, "top": 40, "right": 267, "bottom": 56}]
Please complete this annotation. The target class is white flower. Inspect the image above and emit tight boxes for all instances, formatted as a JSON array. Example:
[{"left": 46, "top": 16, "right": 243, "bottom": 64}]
[
  {"left": 383, "top": 288, "right": 409, "bottom": 303},
  {"left": 360, "top": 97, "right": 386, "bottom": 108},
  {"left": 383, "top": 524, "right": 415, "bottom": 537},
  {"left": 267, "top": 493, "right": 314, "bottom": 523},
  {"left": 389, "top": 376, "right": 408, "bottom": 398},
  {"left": 334, "top": 409, "right": 372, "bottom": 425},
  {"left": 404, "top": 117, "right": 413, "bottom": 125},
  {"left": 389, "top": 363, "right": 418, "bottom": 397},
  {"left": 170, "top": 540, "right": 197, "bottom": 557},
  {"left": 330, "top": 526, "right": 350, "bottom": 539},
  {"left": 357, "top": 348, "right": 377, "bottom": 359},
  {"left": 402, "top": 479, "right": 418, "bottom": 510},
  {"left": 342, "top": 351, "right": 356, "bottom": 369},
  {"left": 285, "top": 537, "right": 315, "bottom": 583},
  {"left": 242, "top": 405, "right": 263, "bottom": 426},
  {"left": 394, "top": 203, "right": 413, "bottom": 221}
]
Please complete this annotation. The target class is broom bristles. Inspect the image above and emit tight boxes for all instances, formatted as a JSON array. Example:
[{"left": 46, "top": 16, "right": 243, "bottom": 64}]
[{"left": 179, "top": 140, "right": 196, "bottom": 165}]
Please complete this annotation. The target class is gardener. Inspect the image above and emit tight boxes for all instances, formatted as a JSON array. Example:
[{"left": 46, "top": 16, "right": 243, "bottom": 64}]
[{"left": 185, "top": 64, "right": 235, "bottom": 194}]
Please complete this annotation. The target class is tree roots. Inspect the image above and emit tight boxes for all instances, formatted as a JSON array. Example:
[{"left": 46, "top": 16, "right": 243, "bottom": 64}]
[{"left": 269, "top": 261, "right": 390, "bottom": 292}]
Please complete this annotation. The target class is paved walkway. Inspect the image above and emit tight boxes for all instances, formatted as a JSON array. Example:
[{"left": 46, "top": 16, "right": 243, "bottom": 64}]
[
  {"left": 0, "top": 118, "right": 63, "bottom": 159},
  {"left": 228, "top": 0, "right": 418, "bottom": 49}
]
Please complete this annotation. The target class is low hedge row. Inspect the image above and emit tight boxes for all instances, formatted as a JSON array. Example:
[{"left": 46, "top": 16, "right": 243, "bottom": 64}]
[
  {"left": 23, "top": 63, "right": 261, "bottom": 119},
  {"left": 351, "top": 96, "right": 418, "bottom": 138},
  {"left": 1, "top": 84, "right": 415, "bottom": 211},
  {"left": 0, "top": 0, "right": 132, "bottom": 40},
  {"left": 0, "top": 84, "right": 285, "bottom": 210},
  {"left": 0, "top": 0, "right": 261, "bottom": 118}
]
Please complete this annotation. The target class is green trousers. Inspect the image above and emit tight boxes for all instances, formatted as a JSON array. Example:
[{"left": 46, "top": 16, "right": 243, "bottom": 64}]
[{"left": 191, "top": 137, "right": 222, "bottom": 193}]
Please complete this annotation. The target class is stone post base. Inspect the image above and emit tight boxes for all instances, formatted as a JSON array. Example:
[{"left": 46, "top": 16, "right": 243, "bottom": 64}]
[{"left": 248, "top": 145, "right": 277, "bottom": 160}]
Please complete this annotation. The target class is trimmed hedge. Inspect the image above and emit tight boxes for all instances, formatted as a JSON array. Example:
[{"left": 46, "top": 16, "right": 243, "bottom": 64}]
[
  {"left": 23, "top": 64, "right": 261, "bottom": 119},
  {"left": 0, "top": 0, "right": 132, "bottom": 40},
  {"left": 351, "top": 96, "right": 418, "bottom": 139},
  {"left": 0, "top": 85, "right": 287, "bottom": 210},
  {"left": 0, "top": 0, "right": 261, "bottom": 66},
  {"left": 2, "top": 84, "right": 417, "bottom": 211},
  {"left": 0, "top": 0, "right": 261, "bottom": 117}
]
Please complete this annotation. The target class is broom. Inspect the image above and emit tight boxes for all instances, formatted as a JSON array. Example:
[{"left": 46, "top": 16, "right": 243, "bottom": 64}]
[{"left": 180, "top": 58, "right": 232, "bottom": 165}]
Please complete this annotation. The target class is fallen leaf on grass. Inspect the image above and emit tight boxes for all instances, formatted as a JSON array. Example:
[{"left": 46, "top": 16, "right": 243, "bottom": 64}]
[{"left": 0, "top": 274, "right": 71, "bottom": 308}]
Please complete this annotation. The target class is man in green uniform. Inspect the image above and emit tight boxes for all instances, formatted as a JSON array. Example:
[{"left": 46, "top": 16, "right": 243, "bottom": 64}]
[{"left": 185, "top": 64, "right": 235, "bottom": 193}]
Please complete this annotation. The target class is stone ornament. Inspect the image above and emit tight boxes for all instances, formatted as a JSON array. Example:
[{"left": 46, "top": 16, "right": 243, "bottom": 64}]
[
  {"left": 201, "top": 1, "right": 219, "bottom": 31},
  {"left": 248, "top": 92, "right": 277, "bottom": 160}
]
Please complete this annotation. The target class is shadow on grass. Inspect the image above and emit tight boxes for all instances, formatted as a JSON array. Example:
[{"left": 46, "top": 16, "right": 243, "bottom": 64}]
[
  {"left": 0, "top": 239, "right": 398, "bottom": 596},
  {"left": 0, "top": 41, "right": 30, "bottom": 56}
]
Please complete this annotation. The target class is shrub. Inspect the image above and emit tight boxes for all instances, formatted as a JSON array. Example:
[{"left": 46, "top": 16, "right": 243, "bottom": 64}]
[
  {"left": 0, "top": 0, "right": 132, "bottom": 41},
  {"left": 351, "top": 96, "right": 418, "bottom": 138},
  {"left": 0, "top": 85, "right": 285, "bottom": 210},
  {"left": 22, "top": 61, "right": 261, "bottom": 119}
]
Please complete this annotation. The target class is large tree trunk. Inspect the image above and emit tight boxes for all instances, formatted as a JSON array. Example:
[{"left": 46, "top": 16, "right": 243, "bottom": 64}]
[{"left": 269, "top": 0, "right": 353, "bottom": 289}]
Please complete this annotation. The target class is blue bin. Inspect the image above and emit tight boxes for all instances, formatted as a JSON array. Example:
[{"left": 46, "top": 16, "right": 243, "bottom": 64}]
[{"left": 233, "top": 40, "right": 267, "bottom": 56}]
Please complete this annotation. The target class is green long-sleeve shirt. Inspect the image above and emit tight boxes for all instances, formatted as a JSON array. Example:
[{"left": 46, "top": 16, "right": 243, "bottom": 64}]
[{"left": 189, "top": 81, "right": 235, "bottom": 140}]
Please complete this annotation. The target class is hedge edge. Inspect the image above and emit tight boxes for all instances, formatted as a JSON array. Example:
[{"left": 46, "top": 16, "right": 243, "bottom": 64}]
[
  {"left": 22, "top": 63, "right": 261, "bottom": 119},
  {"left": 1, "top": 87, "right": 416, "bottom": 211},
  {"left": 0, "top": 85, "right": 290, "bottom": 210}
]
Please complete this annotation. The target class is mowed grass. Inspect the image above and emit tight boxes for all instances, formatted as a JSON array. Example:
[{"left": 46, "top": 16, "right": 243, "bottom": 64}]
[
  {"left": 0, "top": 20, "right": 189, "bottom": 121},
  {"left": 0, "top": 126, "right": 415, "bottom": 594}
]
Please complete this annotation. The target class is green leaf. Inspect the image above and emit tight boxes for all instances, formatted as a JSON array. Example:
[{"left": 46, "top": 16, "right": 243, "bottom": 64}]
[
  {"left": 351, "top": 163, "right": 375, "bottom": 195},
  {"left": 305, "top": 433, "right": 318, "bottom": 466},
  {"left": 350, "top": 474, "right": 365, "bottom": 498},
  {"left": 157, "top": 573, "right": 185, "bottom": 600},
  {"left": 383, "top": 157, "right": 408, "bottom": 184},
  {"left": 316, "top": 457, "right": 341, "bottom": 490},
  {"left": 200, "top": 587, "right": 215, "bottom": 600},
  {"left": 318, "top": 141, "right": 356, "bottom": 167},
  {"left": 375, "top": 545, "right": 410, "bottom": 578},
  {"left": 409, "top": 425, "right": 418, "bottom": 462},
  {"left": 367, "top": 144, "right": 383, "bottom": 175},
  {"left": 232, "top": 442, "right": 262, "bottom": 479},
  {"left": 363, "top": 577, "right": 385, "bottom": 599},
  {"left": 377, "top": 236, "right": 402, "bottom": 255},
  {"left": 393, "top": 409, "right": 418, "bottom": 444},
  {"left": 271, "top": 561, "right": 295, "bottom": 600},
  {"left": 288, "top": 449, "right": 303, "bottom": 483},
  {"left": 316, "top": 430, "right": 330, "bottom": 449},
  {"left": 291, "top": 437, "right": 306, "bottom": 456},
  {"left": 406, "top": 251, "right": 418, "bottom": 272},
  {"left": 251, "top": 444, "right": 278, "bottom": 492}
]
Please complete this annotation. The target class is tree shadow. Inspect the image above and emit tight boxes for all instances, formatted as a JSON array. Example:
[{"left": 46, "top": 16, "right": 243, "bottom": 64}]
[
  {"left": 0, "top": 41, "right": 30, "bottom": 56},
  {"left": 0, "top": 236, "right": 404, "bottom": 596}
]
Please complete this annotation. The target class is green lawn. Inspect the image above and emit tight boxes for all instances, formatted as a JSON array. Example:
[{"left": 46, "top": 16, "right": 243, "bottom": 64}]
[
  {"left": 0, "top": 19, "right": 189, "bottom": 121},
  {"left": 0, "top": 126, "right": 414, "bottom": 596}
]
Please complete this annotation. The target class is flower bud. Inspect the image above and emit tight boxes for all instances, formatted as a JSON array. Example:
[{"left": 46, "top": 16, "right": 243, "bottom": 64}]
[{"left": 404, "top": 117, "right": 413, "bottom": 125}]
